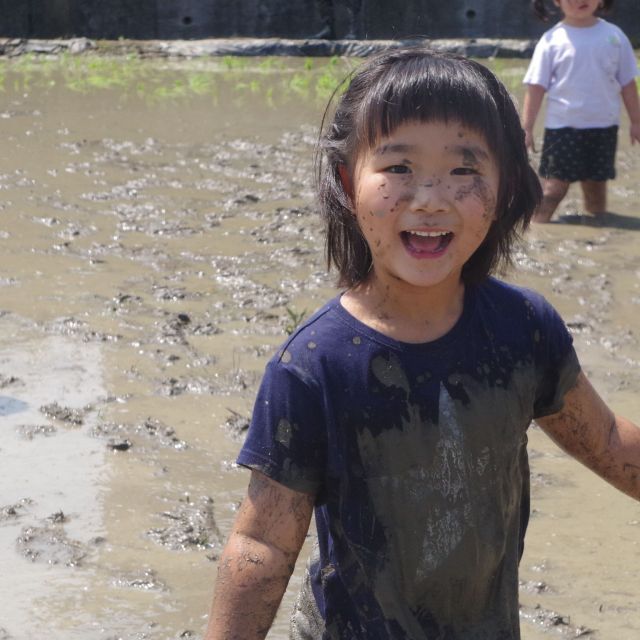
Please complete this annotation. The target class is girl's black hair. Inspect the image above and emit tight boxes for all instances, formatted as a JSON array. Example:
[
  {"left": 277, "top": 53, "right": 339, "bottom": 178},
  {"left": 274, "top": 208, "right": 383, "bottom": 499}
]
[
  {"left": 532, "top": 0, "right": 613, "bottom": 22},
  {"left": 316, "top": 46, "right": 542, "bottom": 288}
]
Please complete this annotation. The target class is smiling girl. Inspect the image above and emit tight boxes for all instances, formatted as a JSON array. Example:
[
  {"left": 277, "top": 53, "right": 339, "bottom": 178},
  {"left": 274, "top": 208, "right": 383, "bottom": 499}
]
[{"left": 204, "top": 47, "right": 640, "bottom": 639}]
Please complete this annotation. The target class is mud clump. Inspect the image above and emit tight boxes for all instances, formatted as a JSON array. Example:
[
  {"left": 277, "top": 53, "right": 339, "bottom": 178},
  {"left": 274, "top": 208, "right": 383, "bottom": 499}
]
[
  {"left": 519, "top": 604, "right": 594, "bottom": 637},
  {"left": 147, "top": 495, "right": 221, "bottom": 552},
  {"left": 223, "top": 408, "right": 251, "bottom": 440},
  {"left": 39, "top": 401, "right": 87, "bottom": 426},
  {"left": 519, "top": 579, "right": 551, "bottom": 594},
  {"left": 17, "top": 523, "right": 88, "bottom": 566},
  {"left": 158, "top": 375, "right": 217, "bottom": 397},
  {"left": 45, "top": 316, "right": 123, "bottom": 343},
  {"left": 92, "top": 417, "right": 188, "bottom": 451},
  {"left": 0, "top": 499, "right": 33, "bottom": 522},
  {"left": 107, "top": 438, "right": 133, "bottom": 451},
  {"left": 0, "top": 374, "right": 21, "bottom": 388},
  {"left": 112, "top": 568, "right": 167, "bottom": 591},
  {"left": 138, "top": 417, "right": 188, "bottom": 449},
  {"left": 16, "top": 423, "right": 57, "bottom": 439}
]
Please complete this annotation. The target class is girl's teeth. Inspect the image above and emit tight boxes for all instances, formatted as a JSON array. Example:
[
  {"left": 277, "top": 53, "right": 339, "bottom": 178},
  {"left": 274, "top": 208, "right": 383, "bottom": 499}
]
[{"left": 408, "top": 230, "right": 449, "bottom": 237}]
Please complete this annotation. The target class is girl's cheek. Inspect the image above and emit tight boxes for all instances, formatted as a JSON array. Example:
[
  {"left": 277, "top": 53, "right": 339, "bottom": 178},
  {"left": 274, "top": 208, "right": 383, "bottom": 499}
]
[
  {"left": 357, "top": 179, "right": 395, "bottom": 217},
  {"left": 394, "top": 190, "right": 414, "bottom": 207},
  {"left": 453, "top": 177, "right": 497, "bottom": 216},
  {"left": 377, "top": 179, "right": 391, "bottom": 201}
]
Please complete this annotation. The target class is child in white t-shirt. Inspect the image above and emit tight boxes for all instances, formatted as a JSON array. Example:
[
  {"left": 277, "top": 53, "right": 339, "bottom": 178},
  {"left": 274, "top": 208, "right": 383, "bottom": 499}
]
[{"left": 522, "top": 0, "right": 640, "bottom": 223}]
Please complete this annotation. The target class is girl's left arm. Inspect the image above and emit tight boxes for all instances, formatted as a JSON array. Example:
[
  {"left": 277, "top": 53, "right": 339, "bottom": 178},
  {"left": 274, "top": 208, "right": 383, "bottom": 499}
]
[
  {"left": 536, "top": 371, "right": 640, "bottom": 501},
  {"left": 621, "top": 79, "right": 640, "bottom": 145}
]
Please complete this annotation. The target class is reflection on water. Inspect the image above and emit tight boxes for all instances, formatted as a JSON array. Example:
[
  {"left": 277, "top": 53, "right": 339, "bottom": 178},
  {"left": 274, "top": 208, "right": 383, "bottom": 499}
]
[
  {"left": 0, "top": 55, "right": 638, "bottom": 639},
  {"left": 0, "top": 396, "right": 29, "bottom": 416}
]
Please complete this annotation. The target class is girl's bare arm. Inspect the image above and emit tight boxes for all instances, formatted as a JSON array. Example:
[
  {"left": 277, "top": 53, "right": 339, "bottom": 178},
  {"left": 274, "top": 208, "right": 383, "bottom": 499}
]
[
  {"left": 204, "top": 470, "right": 315, "bottom": 640},
  {"left": 521, "top": 83, "right": 546, "bottom": 151},
  {"left": 621, "top": 79, "right": 640, "bottom": 145},
  {"left": 536, "top": 372, "right": 640, "bottom": 501}
]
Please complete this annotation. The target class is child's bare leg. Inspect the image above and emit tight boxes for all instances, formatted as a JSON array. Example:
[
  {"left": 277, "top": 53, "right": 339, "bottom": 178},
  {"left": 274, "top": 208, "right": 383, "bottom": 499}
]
[
  {"left": 532, "top": 178, "right": 570, "bottom": 223},
  {"left": 580, "top": 180, "right": 607, "bottom": 215}
]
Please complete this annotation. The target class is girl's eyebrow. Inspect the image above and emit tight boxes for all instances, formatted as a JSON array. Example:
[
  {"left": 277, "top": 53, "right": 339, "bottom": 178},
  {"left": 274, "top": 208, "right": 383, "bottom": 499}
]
[
  {"left": 374, "top": 143, "right": 415, "bottom": 156},
  {"left": 446, "top": 144, "right": 490, "bottom": 164},
  {"left": 374, "top": 143, "right": 490, "bottom": 164}
]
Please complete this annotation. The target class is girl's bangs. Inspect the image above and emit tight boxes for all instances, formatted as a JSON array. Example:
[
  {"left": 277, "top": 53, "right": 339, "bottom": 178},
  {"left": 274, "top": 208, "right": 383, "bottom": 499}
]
[{"left": 356, "top": 62, "right": 502, "bottom": 150}]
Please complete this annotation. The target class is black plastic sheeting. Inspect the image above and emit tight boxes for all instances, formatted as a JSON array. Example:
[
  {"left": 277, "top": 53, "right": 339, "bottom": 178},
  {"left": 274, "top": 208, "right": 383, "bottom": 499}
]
[{"left": 1, "top": 1, "right": 639, "bottom": 44}]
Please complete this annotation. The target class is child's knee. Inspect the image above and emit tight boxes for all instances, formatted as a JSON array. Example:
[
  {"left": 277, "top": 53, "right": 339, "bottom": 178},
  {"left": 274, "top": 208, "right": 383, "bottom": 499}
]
[{"left": 542, "top": 180, "right": 570, "bottom": 203}]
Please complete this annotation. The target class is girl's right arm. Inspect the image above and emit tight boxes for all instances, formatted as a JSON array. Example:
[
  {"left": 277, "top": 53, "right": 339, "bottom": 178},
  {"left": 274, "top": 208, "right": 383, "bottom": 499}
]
[
  {"left": 621, "top": 79, "right": 640, "bottom": 145},
  {"left": 204, "top": 470, "right": 315, "bottom": 640},
  {"left": 522, "top": 84, "right": 546, "bottom": 152}
]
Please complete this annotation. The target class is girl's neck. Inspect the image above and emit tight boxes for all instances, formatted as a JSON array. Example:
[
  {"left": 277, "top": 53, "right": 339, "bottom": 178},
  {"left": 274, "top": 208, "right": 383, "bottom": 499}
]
[
  {"left": 341, "top": 274, "right": 466, "bottom": 344},
  {"left": 562, "top": 15, "right": 599, "bottom": 28}
]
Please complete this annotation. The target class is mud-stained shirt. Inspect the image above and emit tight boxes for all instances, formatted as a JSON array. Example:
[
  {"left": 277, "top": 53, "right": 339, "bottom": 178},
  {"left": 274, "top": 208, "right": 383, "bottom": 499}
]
[{"left": 238, "top": 278, "right": 580, "bottom": 640}]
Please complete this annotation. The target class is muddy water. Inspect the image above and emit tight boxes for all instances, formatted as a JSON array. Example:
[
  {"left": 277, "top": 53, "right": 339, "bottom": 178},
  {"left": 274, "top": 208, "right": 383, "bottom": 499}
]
[{"left": 0, "top": 56, "right": 638, "bottom": 640}]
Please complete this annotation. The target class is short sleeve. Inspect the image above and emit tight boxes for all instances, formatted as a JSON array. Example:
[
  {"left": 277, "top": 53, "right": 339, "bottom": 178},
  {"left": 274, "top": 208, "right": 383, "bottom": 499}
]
[
  {"left": 616, "top": 31, "right": 639, "bottom": 87},
  {"left": 532, "top": 300, "right": 581, "bottom": 419},
  {"left": 523, "top": 37, "right": 553, "bottom": 89},
  {"left": 237, "top": 360, "right": 327, "bottom": 495}
]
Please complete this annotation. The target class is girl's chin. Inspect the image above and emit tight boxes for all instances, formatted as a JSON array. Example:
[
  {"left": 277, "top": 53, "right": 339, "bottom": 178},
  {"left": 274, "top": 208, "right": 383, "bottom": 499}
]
[{"left": 372, "top": 267, "right": 463, "bottom": 293}]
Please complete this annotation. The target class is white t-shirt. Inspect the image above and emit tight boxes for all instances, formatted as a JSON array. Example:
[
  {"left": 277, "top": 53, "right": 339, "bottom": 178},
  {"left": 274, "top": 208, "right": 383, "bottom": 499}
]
[{"left": 523, "top": 19, "right": 638, "bottom": 129}]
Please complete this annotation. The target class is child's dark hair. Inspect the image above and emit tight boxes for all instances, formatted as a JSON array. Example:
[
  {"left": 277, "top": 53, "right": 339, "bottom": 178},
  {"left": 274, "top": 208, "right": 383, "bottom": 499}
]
[
  {"left": 316, "top": 46, "right": 542, "bottom": 288},
  {"left": 532, "top": 0, "right": 613, "bottom": 21}
]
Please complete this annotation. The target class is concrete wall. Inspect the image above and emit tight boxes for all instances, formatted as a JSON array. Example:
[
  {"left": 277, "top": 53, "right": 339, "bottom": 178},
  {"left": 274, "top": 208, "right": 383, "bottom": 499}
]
[{"left": 3, "top": 1, "right": 640, "bottom": 44}]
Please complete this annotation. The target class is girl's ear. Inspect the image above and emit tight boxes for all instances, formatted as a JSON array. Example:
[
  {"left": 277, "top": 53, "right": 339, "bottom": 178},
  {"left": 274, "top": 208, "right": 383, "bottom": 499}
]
[{"left": 338, "top": 164, "right": 355, "bottom": 210}]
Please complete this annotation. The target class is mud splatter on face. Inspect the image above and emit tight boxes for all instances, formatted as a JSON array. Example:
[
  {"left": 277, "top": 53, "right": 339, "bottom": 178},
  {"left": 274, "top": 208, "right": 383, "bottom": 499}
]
[
  {"left": 460, "top": 147, "right": 481, "bottom": 168},
  {"left": 454, "top": 175, "right": 496, "bottom": 218},
  {"left": 394, "top": 191, "right": 413, "bottom": 208},
  {"left": 377, "top": 182, "right": 390, "bottom": 200}
]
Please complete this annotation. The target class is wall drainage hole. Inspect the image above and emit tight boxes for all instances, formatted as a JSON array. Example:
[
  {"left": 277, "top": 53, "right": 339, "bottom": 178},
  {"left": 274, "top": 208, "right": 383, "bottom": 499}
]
[
  {"left": 182, "top": 16, "right": 193, "bottom": 26},
  {"left": 466, "top": 9, "right": 476, "bottom": 19}
]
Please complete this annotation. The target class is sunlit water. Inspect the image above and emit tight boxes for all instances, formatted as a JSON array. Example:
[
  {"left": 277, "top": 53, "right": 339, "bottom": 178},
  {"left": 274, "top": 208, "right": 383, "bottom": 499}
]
[{"left": 0, "top": 55, "right": 638, "bottom": 639}]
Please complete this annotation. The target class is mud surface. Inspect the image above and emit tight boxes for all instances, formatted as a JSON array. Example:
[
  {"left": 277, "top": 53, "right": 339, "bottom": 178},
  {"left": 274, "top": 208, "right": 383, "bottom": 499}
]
[{"left": 0, "top": 55, "right": 639, "bottom": 639}]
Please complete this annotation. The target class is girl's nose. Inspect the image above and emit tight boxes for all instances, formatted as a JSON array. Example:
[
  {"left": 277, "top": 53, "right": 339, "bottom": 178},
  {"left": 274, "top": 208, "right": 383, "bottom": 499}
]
[{"left": 411, "top": 179, "right": 449, "bottom": 213}]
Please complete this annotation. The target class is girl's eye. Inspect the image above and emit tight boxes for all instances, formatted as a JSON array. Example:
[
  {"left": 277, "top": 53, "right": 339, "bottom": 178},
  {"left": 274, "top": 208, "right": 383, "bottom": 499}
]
[
  {"left": 385, "top": 165, "right": 410, "bottom": 174},
  {"left": 451, "top": 167, "right": 480, "bottom": 176}
]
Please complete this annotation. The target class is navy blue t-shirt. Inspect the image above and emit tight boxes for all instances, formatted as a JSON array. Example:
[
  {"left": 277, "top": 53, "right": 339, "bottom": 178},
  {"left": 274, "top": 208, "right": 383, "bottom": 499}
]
[{"left": 238, "top": 278, "right": 580, "bottom": 639}]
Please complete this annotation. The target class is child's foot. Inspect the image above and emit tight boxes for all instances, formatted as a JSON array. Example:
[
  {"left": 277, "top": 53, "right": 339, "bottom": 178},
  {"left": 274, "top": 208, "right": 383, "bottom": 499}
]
[{"left": 531, "top": 211, "right": 555, "bottom": 223}]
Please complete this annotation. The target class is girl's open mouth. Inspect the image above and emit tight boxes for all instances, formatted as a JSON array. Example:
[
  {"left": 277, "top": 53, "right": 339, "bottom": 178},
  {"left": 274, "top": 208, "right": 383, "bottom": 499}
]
[{"left": 401, "top": 229, "right": 453, "bottom": 256}]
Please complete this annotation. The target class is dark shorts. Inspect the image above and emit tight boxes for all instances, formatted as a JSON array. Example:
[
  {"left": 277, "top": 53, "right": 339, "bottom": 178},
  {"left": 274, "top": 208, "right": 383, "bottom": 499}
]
[{"left": 539, "top": 126, "right": 618, "bottom": 182}]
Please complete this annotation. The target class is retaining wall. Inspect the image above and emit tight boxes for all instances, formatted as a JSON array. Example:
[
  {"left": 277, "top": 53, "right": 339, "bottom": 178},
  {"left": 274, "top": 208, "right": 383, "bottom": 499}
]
[{"left": 2, "top": 1, "right": 639, "bottom": 44}]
